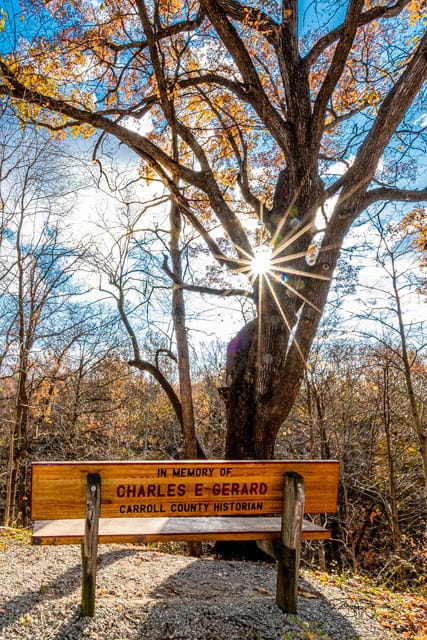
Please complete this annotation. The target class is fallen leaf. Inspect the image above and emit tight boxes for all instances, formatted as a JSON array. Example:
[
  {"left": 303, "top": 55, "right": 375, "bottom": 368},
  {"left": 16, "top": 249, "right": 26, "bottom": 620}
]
[{"left": 299, "top": 589, "right": 320, "bottom": 599}]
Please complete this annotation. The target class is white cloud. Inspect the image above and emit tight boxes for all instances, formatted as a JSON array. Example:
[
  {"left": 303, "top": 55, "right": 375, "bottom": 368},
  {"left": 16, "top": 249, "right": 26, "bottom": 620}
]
[
  {"left": 414, "top": 113, "right": 427, "bottom": 128},
  {"left": 315, "top": 194, "right": 339, "bottom": 230},
  {"left": 123, "top": 113, "right": 153, "bottom": 137}
]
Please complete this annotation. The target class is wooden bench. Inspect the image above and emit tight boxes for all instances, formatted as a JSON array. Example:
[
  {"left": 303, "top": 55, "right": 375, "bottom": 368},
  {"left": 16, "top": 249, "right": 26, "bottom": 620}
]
[{"left": 31, "top": 460, "right": 339, "bottom": 617}]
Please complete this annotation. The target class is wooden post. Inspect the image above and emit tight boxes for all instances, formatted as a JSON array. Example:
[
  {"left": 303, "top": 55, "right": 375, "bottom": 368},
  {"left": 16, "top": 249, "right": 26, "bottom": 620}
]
[
  {"left": 275, "top": 472, "right": 304, "bottom": 614},
  {"left": 81, "top": 473, "right": 101, "bottom": 617}
]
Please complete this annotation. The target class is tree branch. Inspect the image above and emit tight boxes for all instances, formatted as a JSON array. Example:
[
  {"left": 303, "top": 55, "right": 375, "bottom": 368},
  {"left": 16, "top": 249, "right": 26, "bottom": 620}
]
[
  {"left": 217, "top": 0, "right": 278, "bottom": 45},
  {"left": 0, "top": 60, "right": 206, "bottom": 186},
  {"left": 362, "top": 186, "right": 427, "bottom": 208},
  {"left": 174, "top": 283, "right": 253, "bottom": 299},
  {"left": 162, "top": 253, "right": 252, "bottom": 298},
  {"left": 128, "top": 357, "right": 184, "bottom": 425},
  {"left": 100, "top": 5, "right": 206, "bottom": 52},
  {"left": 330, "top": 31, "right": 427, "bottom": 205},
  {"left": 200, "top": 0, "right": 291, "bottom": 156},
  {"left": 155, "top": 349, "right": 177, "bottom": 370},
  {"left": 312, "top": 0, "right": 365, "bottom": 145},
  {"left": 305, "top": 0, "right": 411, "bottom": 67}
]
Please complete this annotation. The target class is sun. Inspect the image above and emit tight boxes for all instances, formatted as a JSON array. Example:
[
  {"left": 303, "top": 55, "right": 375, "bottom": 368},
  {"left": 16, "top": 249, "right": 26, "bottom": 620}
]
[{"left": 250, "top": 246, "right": 272, "bottom": 276}]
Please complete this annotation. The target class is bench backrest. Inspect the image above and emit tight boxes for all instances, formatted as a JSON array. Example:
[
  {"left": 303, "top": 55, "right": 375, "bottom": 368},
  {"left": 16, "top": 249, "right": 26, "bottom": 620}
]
[{"left": 31, "top": 460, "right": 339, "bottom": 521}]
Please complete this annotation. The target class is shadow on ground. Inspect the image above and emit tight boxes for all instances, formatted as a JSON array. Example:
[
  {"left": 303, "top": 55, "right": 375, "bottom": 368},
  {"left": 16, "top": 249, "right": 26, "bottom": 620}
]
[{"left": 0, "top": 547, "right": 379, "bottom": 640}]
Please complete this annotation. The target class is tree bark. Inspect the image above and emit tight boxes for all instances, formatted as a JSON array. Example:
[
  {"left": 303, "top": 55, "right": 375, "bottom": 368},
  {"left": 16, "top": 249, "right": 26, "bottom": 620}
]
[
  {"left": 170, "top": 199, "right": 198, "bottom": 460},
  {"left": 4, "top": 207, "right": 31, "bottom": 527}
]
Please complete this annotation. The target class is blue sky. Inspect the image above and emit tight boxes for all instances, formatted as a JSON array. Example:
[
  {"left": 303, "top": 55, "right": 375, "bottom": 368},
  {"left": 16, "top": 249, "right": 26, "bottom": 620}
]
[{"left": 1, "top": 1, "right": 349, "bottom": 54}]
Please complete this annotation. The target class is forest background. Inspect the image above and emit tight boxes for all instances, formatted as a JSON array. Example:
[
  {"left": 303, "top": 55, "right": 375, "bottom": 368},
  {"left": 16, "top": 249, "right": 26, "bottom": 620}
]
[{"left": 0, "top": 0, "right": 426, "bottom": 593}]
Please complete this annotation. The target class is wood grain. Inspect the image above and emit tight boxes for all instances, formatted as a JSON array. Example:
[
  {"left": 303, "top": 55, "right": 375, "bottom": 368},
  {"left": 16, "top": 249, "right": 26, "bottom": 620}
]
[
  {"left": 81, "top": 473, "right": 101, "bottom": 617},
  {"left": 276, "top": 472, "right": 305, "bottom": 614},
  {"left": 31, "top": 515, "right": 331, "bottom": 545},
  {"left": 31, "top": 460, "right": 339, "bottom": 520}
]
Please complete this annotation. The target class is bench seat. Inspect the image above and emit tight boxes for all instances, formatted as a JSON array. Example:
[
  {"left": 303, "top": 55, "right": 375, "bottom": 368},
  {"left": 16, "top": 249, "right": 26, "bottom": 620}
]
[{"left": 32, "top": 515, "right": 330, "bottom": 545}]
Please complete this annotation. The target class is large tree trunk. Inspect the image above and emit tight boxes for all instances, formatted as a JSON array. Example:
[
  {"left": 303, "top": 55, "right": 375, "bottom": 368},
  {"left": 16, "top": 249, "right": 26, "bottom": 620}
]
[
  {"left": 223, "top": 188, "right": 323, "bottom": 461},
  {"left": 224, "top": 311, "right": 295, "bottom": 460},
  {"left": 217, "top": 298, "right": 302, "bottom": 557}
]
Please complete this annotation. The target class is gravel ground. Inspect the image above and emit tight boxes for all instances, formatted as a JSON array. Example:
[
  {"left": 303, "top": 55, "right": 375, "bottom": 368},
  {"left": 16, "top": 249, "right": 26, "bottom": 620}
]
[{"left": 0, "top": 541, "right": 399, "bottom": 640}]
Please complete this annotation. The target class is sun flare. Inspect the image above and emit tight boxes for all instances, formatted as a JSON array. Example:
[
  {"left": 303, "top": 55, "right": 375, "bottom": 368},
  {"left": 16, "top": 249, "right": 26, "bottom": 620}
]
[
  {"left": 250, "top": 246, "right": 272, "bottom": 276},
  {"left": 215, "top": 209, "right": 333, "bottom": 371}
]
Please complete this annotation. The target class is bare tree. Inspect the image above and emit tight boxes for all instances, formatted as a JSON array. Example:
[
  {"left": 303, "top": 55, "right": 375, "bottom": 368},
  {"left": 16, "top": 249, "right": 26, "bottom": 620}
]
[
  {"left": 354, "top": 213, "right": 426, "bottom": 502},
  {"left": 0, "top": 123, "right": 86, "bottom": 525}
]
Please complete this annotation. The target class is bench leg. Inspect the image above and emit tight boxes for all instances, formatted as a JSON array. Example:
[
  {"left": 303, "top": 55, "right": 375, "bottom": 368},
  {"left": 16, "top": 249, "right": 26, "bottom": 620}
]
[
  {"left": 276, "top": 546, "right": 299, "bottom": 613},
  {"left": 276, "top": 472, "right": 304, "bottom": 614},
  {"left": 256, "top": 539, "right": 298, "bottom": 614},
  {"left": 256, "top": 473, "right": 304, "bottom": 613},
  {"left": 81, "top": 473, "right": 101, "bottom": 617}
]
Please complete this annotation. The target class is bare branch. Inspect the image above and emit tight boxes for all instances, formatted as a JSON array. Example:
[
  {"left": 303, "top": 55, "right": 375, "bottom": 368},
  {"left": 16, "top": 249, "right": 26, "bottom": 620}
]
[
  {"left": 174, "top": 283, "right": 253, "bottom": 299},
  {"left": 362, "top": 186, "right": 427, "bottom": 208},
  {"left": 312, "top": 0, "right": 365, "bottom": 145},
  {"left": 305, "top": 0, "right": 411, "bottom": 67},
  {"left": 200, "top": 0, "right": 291, "bottom": 155},
  {"left": 100, "top": 5, "right": 206, "bottom": 53},
  {"left": 129, "top": 357, "right": 183, "bottom": 424},
  {"left": 328, "top": 31, "right": 427, "bottom": 204}
]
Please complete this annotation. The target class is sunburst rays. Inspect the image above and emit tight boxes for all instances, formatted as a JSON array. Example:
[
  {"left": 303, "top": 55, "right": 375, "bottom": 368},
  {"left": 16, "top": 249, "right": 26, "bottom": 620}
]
[
  {"left": 250, "top": 246, "right": 272, "bottom": 276},
  {"left": 216, "top": 219, "right": 332, "bottom": 373}
]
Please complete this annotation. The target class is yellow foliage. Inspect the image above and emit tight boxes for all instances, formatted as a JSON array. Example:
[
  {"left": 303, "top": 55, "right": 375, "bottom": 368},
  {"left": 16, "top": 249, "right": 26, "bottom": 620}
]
[
  {"left": 0, "top": 8, "right": 7, "bottom": 31},
  {"left": 0, "top": 0, "right": 424, "bottom": 206},
  {"left": 69, "top": 123, "right": 96, "bottom": 139},
  {"left": 396, "top": 207, "right": 427, "bottom": 271},
  {"left": 408, "top": 0, "right": 427, "bottom": 26}
]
